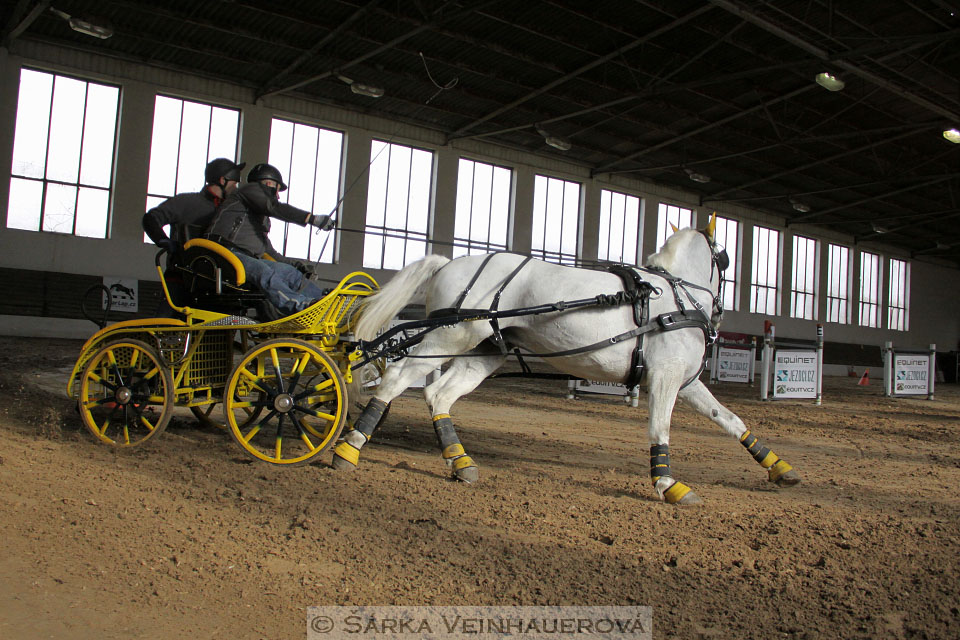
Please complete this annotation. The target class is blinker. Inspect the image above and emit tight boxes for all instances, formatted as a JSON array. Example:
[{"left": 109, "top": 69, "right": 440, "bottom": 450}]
[{"left": 716, "top": 249, "right": 729, "bottom": 272}]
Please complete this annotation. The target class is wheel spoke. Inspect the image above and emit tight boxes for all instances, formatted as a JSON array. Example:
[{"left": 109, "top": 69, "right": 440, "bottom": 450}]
[
  {"left": 143, "top": 366, "right": 160, "bottom": 380},
  {"left": 122, "top": 405, "right": 131, "bottom": 445},
  {"left": 139, "top": 414, "right": 156, "bottom": 432},
  {"left": 269, "top": 348, "right": 285, "bottom": 393},
  {"left": 295, "top": 376, "right": 334, "bottom": 400},
  {"left": 294, "top": 404, "right": 335, "bottom": 421}
]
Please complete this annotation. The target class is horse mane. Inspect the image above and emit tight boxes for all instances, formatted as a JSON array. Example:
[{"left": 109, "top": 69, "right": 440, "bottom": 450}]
[{"left": 646, "top": 228, "right": 697, "bottom": 272}]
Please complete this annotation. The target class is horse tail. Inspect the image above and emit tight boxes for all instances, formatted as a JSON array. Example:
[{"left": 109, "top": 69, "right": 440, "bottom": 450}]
[{"left": 355, "top": 254, "right": 451, "bottom": 341}]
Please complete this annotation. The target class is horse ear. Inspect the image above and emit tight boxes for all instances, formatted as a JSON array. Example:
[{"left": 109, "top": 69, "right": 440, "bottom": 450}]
[
  {"left": 669, "top": 223, "right": 678, "bottom": 233},
  {"left": 705, "top": 212, "right": 717, "bottom": 240}
]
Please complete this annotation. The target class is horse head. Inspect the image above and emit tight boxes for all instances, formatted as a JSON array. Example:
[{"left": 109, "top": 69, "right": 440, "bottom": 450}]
[{"left": 649, "top": 213, "right": 727, "bottom": 327}]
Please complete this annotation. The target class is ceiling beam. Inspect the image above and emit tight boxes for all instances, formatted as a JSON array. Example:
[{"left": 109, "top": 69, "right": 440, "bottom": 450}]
[
  {"left": 706, "top": 0, "right": 960, "bottom": 121},
  {"left": 1, "top": 0, "right": 50, "bottom": 48},
  {"left": 445, "top": 4, "right": 715, "bottom": 140},
  {"left": 789, "top": 175, "right": 956, "bottom": 224},
  {"left": 259, "top": 0, "right": 498, "bottom": 101}
]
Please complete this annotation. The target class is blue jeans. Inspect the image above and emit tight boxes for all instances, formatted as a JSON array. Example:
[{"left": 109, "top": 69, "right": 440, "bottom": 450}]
[{"left": 234, "top": 253, "right": 328, "bottom": 315}]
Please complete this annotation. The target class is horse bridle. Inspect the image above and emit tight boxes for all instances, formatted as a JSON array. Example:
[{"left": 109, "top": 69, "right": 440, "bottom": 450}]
[{"left": 695, "top": 230, "right": 728, "bottom": 325}]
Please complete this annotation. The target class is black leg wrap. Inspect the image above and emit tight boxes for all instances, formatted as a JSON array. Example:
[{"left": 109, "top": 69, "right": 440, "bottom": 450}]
[
  {"left": 650, "top": 444, "right": 671, "bottom": 482},
  {"left": 740, "top": 431, "right": 771, "bottom": 463},
  {"left": 355, "top": 397, "right": 388, "bottom": 438},
  {"left": 433, "top": 416, "right": 460, "bottom": 450}
]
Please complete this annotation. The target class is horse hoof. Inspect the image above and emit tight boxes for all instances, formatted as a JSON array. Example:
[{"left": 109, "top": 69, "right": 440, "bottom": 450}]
[
  {"left": 675, "top": 491, "right": 702, "bottom": 505},
  {"left": 773, "top": 469, "right": 801, "bottom": 487},
  {"left": 331, "top": 453, "right": 358, "bottom": 471},
  {"left": 453, "top": 465, "right": 479, "bottom": 483}
]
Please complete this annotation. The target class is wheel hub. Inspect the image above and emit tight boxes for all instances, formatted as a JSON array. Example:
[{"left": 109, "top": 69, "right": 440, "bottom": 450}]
[
  {"left": 115, "top": 387, "right": 133, "bottom": 404},
  {"left": 274, "top": 394, "right": 294, "bottom": 413}
]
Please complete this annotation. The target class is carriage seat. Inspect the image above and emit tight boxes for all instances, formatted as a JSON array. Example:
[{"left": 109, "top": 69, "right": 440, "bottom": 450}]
[{"left": 172, "top": 238, "right": 272, "bottom": 316}]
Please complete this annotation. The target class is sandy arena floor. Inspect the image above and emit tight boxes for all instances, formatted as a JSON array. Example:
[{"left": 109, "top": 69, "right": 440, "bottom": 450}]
[{"left": 0, "top": 335, "right": 958, "bottom": 639}]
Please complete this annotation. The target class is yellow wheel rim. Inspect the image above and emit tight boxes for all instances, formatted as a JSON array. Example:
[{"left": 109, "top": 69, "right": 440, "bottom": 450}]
[
  {"left": 224, "top": 339, "right": 347, "bottom": 466},
  {"left": 78, "top": 340, "right": 173, "bottom": 448}
]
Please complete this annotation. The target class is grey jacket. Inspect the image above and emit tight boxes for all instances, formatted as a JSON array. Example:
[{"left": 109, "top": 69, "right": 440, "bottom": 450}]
[{"left": 205, "top": 183, "right": 311, "bottom": 259}]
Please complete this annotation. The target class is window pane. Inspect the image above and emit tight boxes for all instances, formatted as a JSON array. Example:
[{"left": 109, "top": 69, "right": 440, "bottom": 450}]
[
  {"left": 147, "top": 96, "right": 183, "bottom": 197},
  {"left": 176, "top": 101, "right": 213, "bottom": 194},
  {"left": 41, "top": 183, "right": 77, "bottom": 233},
  {"left": 79, "top": 83, "right": 119, "bottom": 188},
  {"left": 11, "top": 69, "right": 53, "bottom": 179},
  {"left": 531, "top": 175, "right": 580, "bottom": 263},
  {"left": 75, "top": 187, "right": 109, "bottom": 238},
  {"left": 209, "top": 106, "right": 240, "bottom": 160},
  {"left": 46, "top": 76, "right": 87, "bottom": 184},
  {"left": 7, "top": 177, "right": 43, "bottom": 231}
]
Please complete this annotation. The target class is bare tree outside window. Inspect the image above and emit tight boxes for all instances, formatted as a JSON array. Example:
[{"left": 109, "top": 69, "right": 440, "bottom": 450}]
[
  {"left": 887, "top": 258, "right": 910, "bottom": 331},
  {"left": 750, "top": 225, "right": 780, "bottom": 315},
  {"left": 790, "top": 235, "right": 818, "bottom": 320},
  {"left": 267, "top": 118, "right": 344, "bottom": 263},
  {"left": 598, "top": 189, "right": 641, "bottom": 265},
  {"left": 363, "top": 140, "right": 433, "bottom": 270},
  {"left": 144, "top": 95, "right": 240, "bottom": 242},
  {"left": 826, "top": 244, "right": 850, "bottom": 324},
  {"left": 453, "top": 158, "right": 511, "bottom": 257},
  {"left": 531, "top": 175, "right": 581, "bottom": 265},
  {"left": 8, "top": 68, "right": 119, "bottom": 238},
  {"left": 859, "top": 251, "right": 882, "bottom": 328}
]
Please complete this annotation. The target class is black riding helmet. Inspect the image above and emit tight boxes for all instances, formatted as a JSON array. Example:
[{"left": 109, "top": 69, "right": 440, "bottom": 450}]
[
  {"left": 246, "top": 163, "right": 288, "bottom": 192},
  {"left": 204, "top": 158, "right": 245, "bottom": 185}
]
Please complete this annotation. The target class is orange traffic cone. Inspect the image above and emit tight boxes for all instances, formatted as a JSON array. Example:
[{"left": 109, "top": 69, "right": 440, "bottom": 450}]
[{"left": 857, "top": 369, "right": 870, "bottom": 386}]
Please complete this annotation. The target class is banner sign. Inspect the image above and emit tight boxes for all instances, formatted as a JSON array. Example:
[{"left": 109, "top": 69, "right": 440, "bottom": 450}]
[
  {"left": 102, "top": 277, "right": 138, "bottom": 313},
  {"left": 773, "top": 349, "right": 817, "bottom": 399},
  {"left": 893, "top": 354, "right": 929, "bottom": 395},
  {"left": 575, "top": 380, "right": 628, "bottom": 396},
  {"left": 716, "top": 347, "right": 751, "bottom": 383}
]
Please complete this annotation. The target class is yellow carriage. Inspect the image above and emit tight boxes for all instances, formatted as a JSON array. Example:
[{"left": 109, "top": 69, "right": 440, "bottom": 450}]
[{"left": 66, "top": 240, "right": 380, "bottom": 466}]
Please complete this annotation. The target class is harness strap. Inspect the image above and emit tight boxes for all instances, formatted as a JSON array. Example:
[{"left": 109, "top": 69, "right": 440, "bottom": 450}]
[
  {"left": 489, "top": 256, "right": 532, "bottom": 353},
  {"left": 453, "top": 252, "right": 497, "bottom": 312}
]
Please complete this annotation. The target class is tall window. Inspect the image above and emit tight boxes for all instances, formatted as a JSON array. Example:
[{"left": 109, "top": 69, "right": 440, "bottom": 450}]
[
  {"left": 598, "top": 189, "right": 642, "bottom": 265},
  {"left": 859, "top": 251, "right": 881, "bottom": 328},
  {"left": 888, "top": 258, "right": 910, "bottom": 331},
  {"left": 453, "top": 158, "right": 511, "bottom": 258},
  {"left": 713, "top": 216, "right": 739, "bottom": 311},
  {"left": 790, "top": 235, "right": 818, "bottom": 320},
  {"left": 144, "top": 95, "right": 240, "bottom": 241},
  {"left": 363, "top": 140, "right": 433, "bottom": 270},
  {"left": 531, "top": 175, "right": 580, "bottom": 265},
  {"left": 267, "top": 118, "right": 344, "bottom": 263},
  {"left": 8, "top": 68, "right": 119, "bottom": 238},
  {"left": 655, "top": 203, "right": 693, "bottom": 252},
  {"left": 750, "top": 225, "right": 780, "bottom": 315},
  {"left": 826, "top": 243, "right": 850, "bottom": 324}
]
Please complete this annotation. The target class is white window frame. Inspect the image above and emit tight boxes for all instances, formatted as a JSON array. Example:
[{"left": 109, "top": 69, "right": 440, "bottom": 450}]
[
  {"left": 713, "top": 215, "right": 739, "bottom": 311},
  {"left": 453, "top": 157, "right": 512, "bottom": 257},
  {"left": 826, "top": 243, "right": 851, "bottom": 324},
  {"left": 363, "top": 140, "right": 434, "bottom": 270},
  {"left": 655, "top": 202, "right": 693, "bottom": 252},
  {"left": 598, "top": 189, "right": 642, "bottom": 265},
  {"left": 8, "top": 68, "right": 120, "bottom": 238},
  {"left": 750, "top": 225, "right": 781, "bottom": 315},
  {"left": 144, "top": 94, "right": 241, "bottom": 242},
  {"left": 887, "top": 258, "right": 910, "bottom": 331},
  {"left": 858, "top": 251, "right": 882, "bottom": 328},
  {"left": 531, "top": 174, "right": 581, "bottom": 265},
  {"left": 267, "top": 117, "right": 345, "bottom": 263},
  {"left": 789, "top": 235, "right": 818, "bottom": 320}
]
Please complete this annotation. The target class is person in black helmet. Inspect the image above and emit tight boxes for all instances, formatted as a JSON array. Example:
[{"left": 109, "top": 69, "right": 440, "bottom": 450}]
[
  {"left": 142, "top": 157, "right": 245, "bottom": 253},
  {"left": 143, "top": 158, "right": 245, "bottom": 315},
  {"left": 205, "top": 162, "right": 336, "bottom": 315}
]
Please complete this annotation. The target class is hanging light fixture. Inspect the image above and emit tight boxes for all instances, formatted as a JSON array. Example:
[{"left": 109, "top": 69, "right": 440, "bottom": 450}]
[
  {"left": 789, "top": 198, "right": 811, "bottom": 213},
  {"left": 50, "top": 7, "right": 113, "bottom": 39},
  {"left": 534, "top": 124, "right": 571, "bottom": 151},
  {"left": 943, "top": 128, "right": 960, "bottom": 143},
  {"left": 684, "top": 167, "right": 711, "bottom": 184},
  {"left": 815, "top": 72, "right": 845, "bottom": 91},
  {"left": 336, "top": 74, "right": 384, "bottom": 98}
]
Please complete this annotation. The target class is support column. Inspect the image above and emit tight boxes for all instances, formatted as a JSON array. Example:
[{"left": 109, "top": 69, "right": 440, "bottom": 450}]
[
  {"left": 431, "top": 145, "right": 458, "bottom": 258},
  {"left": 511, "top": 165, "right": 535, "bottom": 255}
]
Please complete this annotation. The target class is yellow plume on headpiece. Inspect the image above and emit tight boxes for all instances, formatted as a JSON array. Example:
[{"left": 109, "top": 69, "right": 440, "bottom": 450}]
[
  {"left": 669, "top": 223, "right": 679, "bottom": 233},
  {"left": 706, "top": 212, "right": 717, "bottom": 240}
]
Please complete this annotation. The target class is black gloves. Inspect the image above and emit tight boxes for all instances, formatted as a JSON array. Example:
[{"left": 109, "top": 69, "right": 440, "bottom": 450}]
[
  {"left": 309, "top": 214, "right": 336, "bottom": 231},
  {"left": 292, "top": 261, "right": 316, "bottom": 276},
  {"left": 156, "top": 238, "right": 178, "bottom": 254}
]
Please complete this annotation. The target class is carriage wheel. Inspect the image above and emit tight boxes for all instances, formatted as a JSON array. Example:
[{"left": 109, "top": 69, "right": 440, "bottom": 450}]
[
  {"left": 190, "top": 401, "right": 263, "bottom": 432},
  {"left": 78, "top": 339, "right": 174, "bottom": 448},
  {"left": 224, "top": 339, "right": 347, "bottom": 466}
]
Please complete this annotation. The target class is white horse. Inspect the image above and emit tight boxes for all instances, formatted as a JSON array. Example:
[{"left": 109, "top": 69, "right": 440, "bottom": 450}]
[{"left": 333, "top": 216, "right": 800, "bottom": 504}]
